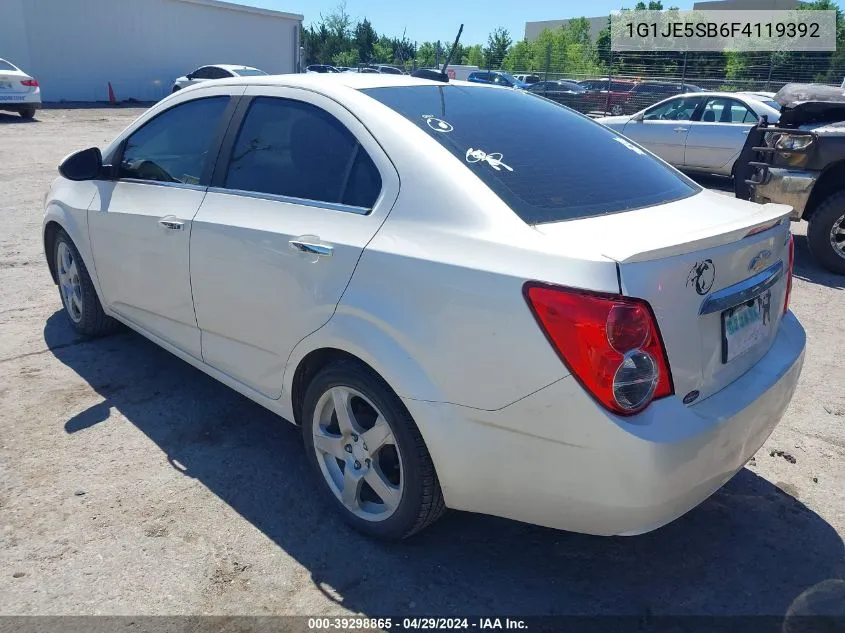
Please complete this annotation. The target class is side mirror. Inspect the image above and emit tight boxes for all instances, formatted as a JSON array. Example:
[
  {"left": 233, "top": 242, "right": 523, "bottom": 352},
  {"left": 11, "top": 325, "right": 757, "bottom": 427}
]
[
  {"left": 59, "top": 147, "right": 103, "bottom": 181},
  {"left": 186, "top": 72, "right": 195, "bottom": 80},
  {"left": 632, "top": 112, "right": 645, "bottom": 122}
]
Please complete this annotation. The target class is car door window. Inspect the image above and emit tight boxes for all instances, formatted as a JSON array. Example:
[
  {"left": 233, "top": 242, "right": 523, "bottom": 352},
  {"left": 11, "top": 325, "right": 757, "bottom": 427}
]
[
  {"left": 643, "top": 96, "right": 702, "bottom": 121},
  {"left": 223, "top": 96, "right": 382, "bottom": 209},
  {"left": 119, "top": 96, "right": 230, "bottom": 185},
  {"left": 207, "top": 67, "right": 231, "bottom": 79},
  {"left": 700, "top": 97, "right": 755, "bottom": 123},
  {"left": 192, "top": 67, "right": 213, "bottom": 79}
]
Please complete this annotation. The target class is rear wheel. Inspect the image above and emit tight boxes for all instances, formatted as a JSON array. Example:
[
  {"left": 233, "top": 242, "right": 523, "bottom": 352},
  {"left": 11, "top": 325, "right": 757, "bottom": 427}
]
[
  {"left": 611, "top": 104, "right": 623, "bottom": 116},
  {"left": 53, "top": 230, "right": 118, "bottom": 336},
  {"left": 807, "top": 191, "right": 845, "bottom": 276},
  {"left": 301, "top": 360, "right": 445, "bottom": 540},
  {"left": 19, "top": 107, "right": 35, "bottom": 119}
]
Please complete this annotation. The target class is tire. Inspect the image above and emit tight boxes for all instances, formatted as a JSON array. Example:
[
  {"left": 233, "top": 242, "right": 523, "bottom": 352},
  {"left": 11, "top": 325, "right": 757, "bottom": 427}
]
[
  {"left": 611, "top": 104, "right": 623, "bottom": 116},
  {"left": 301, "top": 359, "right": 446, "bottom": 540},
  {"left": 807, "top": 191, "right": 845, "bottom": 276},
  {"left": 19, "top": 107, "right": 36, "bottom": 119},
  {"left": 53, "top": 229, "right": 119, "bottom": 336}
]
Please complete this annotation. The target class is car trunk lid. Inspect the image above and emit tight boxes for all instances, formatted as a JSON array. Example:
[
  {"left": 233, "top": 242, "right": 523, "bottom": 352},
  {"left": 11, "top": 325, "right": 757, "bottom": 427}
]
[{"left": 534, "top": 190, "right": 793, "bottom": 403}]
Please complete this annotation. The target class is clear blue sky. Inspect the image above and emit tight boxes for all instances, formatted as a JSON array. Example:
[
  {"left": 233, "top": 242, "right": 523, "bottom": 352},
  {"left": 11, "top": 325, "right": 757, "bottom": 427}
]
[{"left": 247, "top": 0, "right": 698, "bottom": 45}]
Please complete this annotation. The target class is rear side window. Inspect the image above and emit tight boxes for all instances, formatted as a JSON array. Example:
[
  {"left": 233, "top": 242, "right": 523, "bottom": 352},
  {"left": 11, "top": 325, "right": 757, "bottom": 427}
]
[
  {"left": 233, "top": 68, "right": 267, "bottom": 77},
  {"left": 362, "top": 85, "right": 698, "bottom": 223},
  {"left": 223, "top": 97, "right": 381, "bottom": 209},
  {"left": 0, "top": 59, "right": 18, "bottom": 71},
  {"left": 119, "top": 96, "right": 230, "bottom": 184}
]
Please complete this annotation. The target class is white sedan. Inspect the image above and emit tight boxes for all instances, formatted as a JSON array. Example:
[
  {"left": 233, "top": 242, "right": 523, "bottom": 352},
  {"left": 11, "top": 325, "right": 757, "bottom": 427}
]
[
  {"left": 0, "top": 57, "right": 41, "bottom": 119},
  {"left": 43, "top": 74, "right": 805, "bottom": 540},
  {"left": 598, "top": 91, "right": 781, "bottom": 177},
  {"left": 171, "top": 64, "right": 267, "bottom": 92}
]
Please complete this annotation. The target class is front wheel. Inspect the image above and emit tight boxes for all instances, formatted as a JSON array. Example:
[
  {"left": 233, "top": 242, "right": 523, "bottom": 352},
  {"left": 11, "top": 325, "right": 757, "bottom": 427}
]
[
  {"left": 807, "top": 191, "right": 845, "bottom": 276},
  {"left": 301, "top": 360, "right": 446, "bottom": 540},
  {"left": 53, "top": 230, "right": 118, "bottom": 336},
  {"left": 610, "top": 104, "right": 623, "bottom": 116}
]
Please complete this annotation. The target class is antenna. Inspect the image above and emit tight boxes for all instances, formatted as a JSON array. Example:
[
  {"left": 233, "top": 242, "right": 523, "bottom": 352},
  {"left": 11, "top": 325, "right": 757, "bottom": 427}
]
[
  {"left": 411, "top": 24, "right": 463, "bottom": 83},
  {"left": 441, "top": 24, "right": 464, "bottom": 78}
]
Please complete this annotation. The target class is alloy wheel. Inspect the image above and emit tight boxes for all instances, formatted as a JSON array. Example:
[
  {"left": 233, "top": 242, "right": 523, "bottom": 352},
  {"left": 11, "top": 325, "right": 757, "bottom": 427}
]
[
  {"left": 829, "top": 212, "right": 845, "bottom": 260},
  {"left": 56, "top": 241, "right": 83, "bottom": 323},
  {"left": 311, "top": 386, "right": 403, "bottom": 521}
]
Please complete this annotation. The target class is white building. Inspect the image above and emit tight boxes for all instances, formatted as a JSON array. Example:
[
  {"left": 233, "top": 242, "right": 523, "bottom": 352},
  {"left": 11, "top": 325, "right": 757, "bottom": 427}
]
[{"left": 0, "top": 0, "right": 303, "bottom": 102}]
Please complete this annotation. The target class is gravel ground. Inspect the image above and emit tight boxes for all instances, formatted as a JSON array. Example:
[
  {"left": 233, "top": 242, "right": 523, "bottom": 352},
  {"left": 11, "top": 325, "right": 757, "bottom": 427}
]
[{"left": 1, "top": 107, "right": 843, "bottom": 619}]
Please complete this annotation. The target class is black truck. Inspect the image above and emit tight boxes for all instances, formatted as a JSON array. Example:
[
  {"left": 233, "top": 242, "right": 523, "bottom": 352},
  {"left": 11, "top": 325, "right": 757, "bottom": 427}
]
[{"left": 736, "top": 83, "right": 845, "bottom": 275}]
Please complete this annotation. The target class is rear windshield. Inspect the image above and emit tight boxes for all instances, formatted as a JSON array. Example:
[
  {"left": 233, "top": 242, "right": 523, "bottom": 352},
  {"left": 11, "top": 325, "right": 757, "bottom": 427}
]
[
  {"left": 361, "top": 85, "right": 699, "bottom": 223},
  {"left": 233, "top": 68, "right": 268, "bottom": 77},
  {"left": 0, "top": 59, "right": 18, "bottom": 71}
]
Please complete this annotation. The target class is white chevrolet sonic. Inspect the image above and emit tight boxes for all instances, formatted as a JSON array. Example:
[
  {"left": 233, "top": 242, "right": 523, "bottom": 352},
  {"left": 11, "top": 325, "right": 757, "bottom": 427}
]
[{"left": 43, "top": 73, "right": 805, "bottom": 540}]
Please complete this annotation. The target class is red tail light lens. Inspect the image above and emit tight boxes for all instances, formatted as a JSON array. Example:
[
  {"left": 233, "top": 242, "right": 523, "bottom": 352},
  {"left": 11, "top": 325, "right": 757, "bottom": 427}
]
[
  {"left": 784, "top": 233, "right": 795, "bottom": 315},
  {"left": 21, "top": 79, "right": 38, "bottom": 87},
  {"left": 524, "top": 283, "right": 673, "bottom": 416}
]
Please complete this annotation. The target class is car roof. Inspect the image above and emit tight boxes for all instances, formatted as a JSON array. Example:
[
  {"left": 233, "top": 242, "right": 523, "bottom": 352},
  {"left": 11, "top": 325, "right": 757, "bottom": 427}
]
[{"left": 177, "top": 72, "right": 478, "bottom": 94}]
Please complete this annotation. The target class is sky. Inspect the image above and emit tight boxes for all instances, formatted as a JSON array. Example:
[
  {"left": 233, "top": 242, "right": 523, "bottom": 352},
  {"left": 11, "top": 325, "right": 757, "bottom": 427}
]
[{"left": 247, "top": 0, "right": 698, "bottom": 46}]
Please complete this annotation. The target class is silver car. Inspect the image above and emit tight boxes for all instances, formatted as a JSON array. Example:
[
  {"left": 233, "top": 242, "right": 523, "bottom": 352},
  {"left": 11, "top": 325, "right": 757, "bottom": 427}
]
[{"left": 598, "top": 92, "right": 781, "bottom": 177}]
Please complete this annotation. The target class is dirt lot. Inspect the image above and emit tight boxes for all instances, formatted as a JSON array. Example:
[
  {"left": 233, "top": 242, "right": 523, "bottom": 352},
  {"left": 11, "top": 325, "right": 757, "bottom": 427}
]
[{"left": 1, "top": 107, "right": 843, "bottom": 618}]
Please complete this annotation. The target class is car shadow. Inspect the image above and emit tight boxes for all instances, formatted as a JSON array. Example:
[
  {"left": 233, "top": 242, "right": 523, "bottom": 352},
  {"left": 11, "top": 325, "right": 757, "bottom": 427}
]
[
  {"left": 0, "top": 112, "right": 37, "bottom": 124},
  {"left": 792, "top": 233, "right": 845, "bottom": 290},
  {"left": 45, "top": 311, "right": 845, "bottom": 617}
]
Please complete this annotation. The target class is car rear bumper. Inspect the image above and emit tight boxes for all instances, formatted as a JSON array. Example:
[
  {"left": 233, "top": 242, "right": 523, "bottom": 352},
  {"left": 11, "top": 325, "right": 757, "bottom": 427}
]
[
  {"left": 0, "top": 90, "right": 41, "bottom": 110},
  {"left": 752, "top": 168, "right": 817, "bottom": 220},
  {"left": 406, "top": 311, "right": 805, "bottom": 536}
]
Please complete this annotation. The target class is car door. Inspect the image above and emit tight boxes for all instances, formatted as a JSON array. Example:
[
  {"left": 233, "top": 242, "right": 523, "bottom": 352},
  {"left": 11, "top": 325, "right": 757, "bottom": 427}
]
[
  {"left": 190, "top": 88, "right": 400, "bottom": 398},
  {"left": 621, "top": 95, "right": 703, "bottom": 166},
  {"left": 683, "top": 96, "right": 758, "bottom": 172},
  {"left": 87, "top": 89, "right": 238, "bottom": 358}
]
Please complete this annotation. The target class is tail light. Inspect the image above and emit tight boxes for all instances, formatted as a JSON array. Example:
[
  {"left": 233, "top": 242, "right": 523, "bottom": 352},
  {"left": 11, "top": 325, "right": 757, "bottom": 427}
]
[
  {"left": 21, "top": 79, "right": 38, "bottom": 87},
  {"left": 524, "top": 283, "right": 673, "bottom": 416},
  {"left": 784, "top": 233, "right": 795, "bottom": 314}
]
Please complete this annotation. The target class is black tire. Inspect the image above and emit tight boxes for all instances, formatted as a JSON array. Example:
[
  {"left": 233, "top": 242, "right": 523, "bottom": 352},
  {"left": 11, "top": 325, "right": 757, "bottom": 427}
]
[
  {"left": 53, "top": 229, "right": 119, "bottom": 336},
  {"left": 19, "top": 107, "right": 36, "bottom": 119},
  {"left": 301, "top": 359, "right": 446, "bottom": 540},
  {"left": 807, "top": 191, "right": 845, "bottom": 276}
]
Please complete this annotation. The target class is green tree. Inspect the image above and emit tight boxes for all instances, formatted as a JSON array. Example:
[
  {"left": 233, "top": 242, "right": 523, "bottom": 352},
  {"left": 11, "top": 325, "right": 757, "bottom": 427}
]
[
  {"left": 333, "top": 49, "right": 359, "bottom": 67},
  {"left": 354, "top": 18, "right": 377, "bottom": 63},
  {"left": 466, "top": 44, "right": 484, "bottom": 67},
  {"left": 483, "top": 27, "right": 512, "bottom": 69},
  {"left": 502, "top": 40, "right": 533, "bottom": 72},
  {"left": 416, "top": 42, "right": 437, "bottom": 67}
]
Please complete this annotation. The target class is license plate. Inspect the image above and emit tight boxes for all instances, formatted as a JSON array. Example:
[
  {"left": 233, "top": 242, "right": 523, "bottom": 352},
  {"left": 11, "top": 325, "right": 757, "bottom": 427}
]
[{"left": 721, "top": 290, "right": 773, "bottom": 363}]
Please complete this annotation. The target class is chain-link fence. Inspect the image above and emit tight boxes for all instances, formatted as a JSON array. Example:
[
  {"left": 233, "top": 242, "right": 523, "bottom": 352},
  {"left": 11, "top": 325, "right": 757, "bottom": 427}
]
[{"left": 481, "top": 44, "right": 845, "bottom": 116}]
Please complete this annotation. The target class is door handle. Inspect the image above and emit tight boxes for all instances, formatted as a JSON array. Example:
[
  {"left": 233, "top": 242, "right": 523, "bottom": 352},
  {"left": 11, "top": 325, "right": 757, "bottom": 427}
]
[
  {"left": 158, "top": 217, "right": 184, "bottom": 230},
  {"left": 673, "top": 127, "right": 688, "bottom": 133},
  {"left": 289, "top": 239, "right": 333, "bottom": 257}
]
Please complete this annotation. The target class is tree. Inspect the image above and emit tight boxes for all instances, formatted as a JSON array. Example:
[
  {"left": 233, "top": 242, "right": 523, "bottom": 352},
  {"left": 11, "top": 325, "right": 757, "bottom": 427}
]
[
  {"left": 502, "top": 40, "right": 533, "bottom": 72},
  {"left": 416, "top": 42, "right": 437, "bottom": 68},
  {"left": 333, "top": 49, "right": 359, "bottom": 67},
  {"left": 323, "top": 0, "right": 351, "bottom": 39},
  {"left": 354, "top": 19, "right": 377, "bottom": 63},
  {"left": 466, "top": 44, "right": 484, "bottom": 67},
  {"left": 484, "top": 27, "right": 512, "bottom": 69}
]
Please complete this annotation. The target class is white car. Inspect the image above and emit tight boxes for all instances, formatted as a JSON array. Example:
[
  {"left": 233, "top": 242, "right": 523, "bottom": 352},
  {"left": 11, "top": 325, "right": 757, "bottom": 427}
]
[
  {"left": 43, "top": 74, "right": 805, "bottom": 540},
  {"left": 597, "top": 91, "right": 781, "bottom": 177},
  {"left": 171, "top": 64, "right": 267, "bottom": 92},
  {"left": 0, "top": 57, "right": 41, "bottom": 119}
]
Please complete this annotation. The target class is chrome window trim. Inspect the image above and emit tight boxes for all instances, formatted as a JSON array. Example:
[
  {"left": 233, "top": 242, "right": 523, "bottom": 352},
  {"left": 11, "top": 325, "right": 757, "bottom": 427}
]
[
  {"left": 119, "top": 178, "right": 207, "bottom": 192},
  {"left": 206, "top": 186, "right": 371, "bottom": 215},
  {"left": 699, "top": 260, "right": 784, "bottom": 315}
]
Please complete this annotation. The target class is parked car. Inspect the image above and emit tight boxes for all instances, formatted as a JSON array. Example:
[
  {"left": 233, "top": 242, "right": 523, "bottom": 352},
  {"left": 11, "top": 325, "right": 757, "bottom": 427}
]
[
  {"left": 514, "top": 73, "right": 540, "bottom": 85},
  {"left": 44, "top": 73, "right": 803, "bottom": 540},
  {"left": 528, "top": 80, "right": 586, "bottom": 107},
  {"left": 306, "top": 65, "right": 340, "bottom": 74},
  {"left": 467, "top": 71, "right": 527, "bottom": 89},
  {"left": 372, "top": 65, "right": 405, "bottom": 75},
  {"left": 575, "top": 78, "right": 636, "bottom": 115},
  {"left": 618, "top": 81, "right": 705, "bottom": 116},
  {"left": 335, "top": 66, "right": 356, "bottom": 73},
  {"left": 738, "top": 83, "right": 845, "bottom": 275},
  {"left": 0, "top": 57, "right": 41, "bottom": 119},
  {"left": 597, "top": 92, "right": 781, "bottom": 177},
  {"left": 172, "top": 64, "right": 267, "bottom": 92}
]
